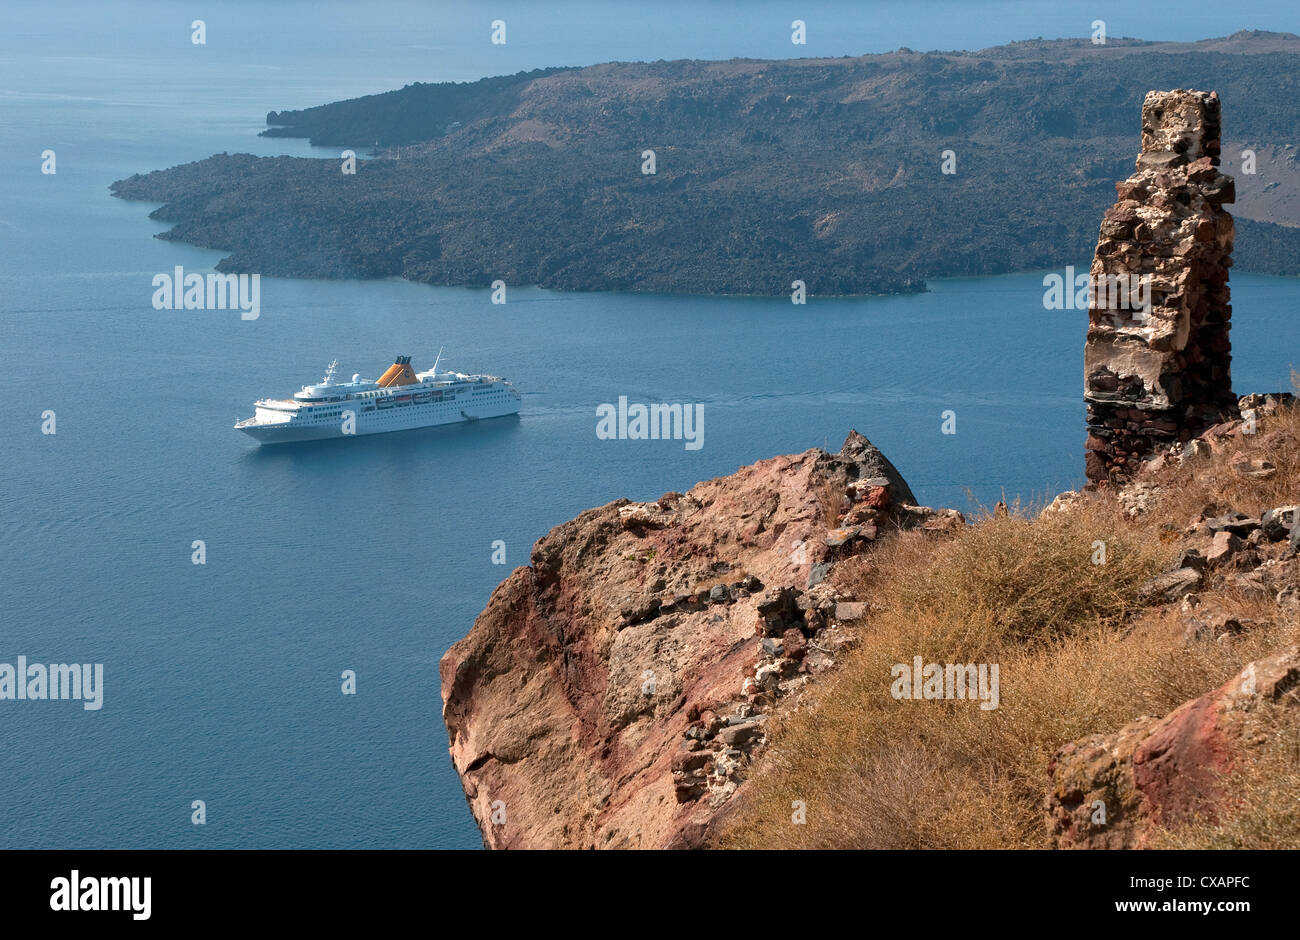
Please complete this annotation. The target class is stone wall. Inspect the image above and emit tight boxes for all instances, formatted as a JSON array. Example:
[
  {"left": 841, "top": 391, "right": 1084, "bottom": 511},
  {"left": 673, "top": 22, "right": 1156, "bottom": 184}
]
[{"left": 1084, "top": 89, "right": 1238, "bottom": 483}]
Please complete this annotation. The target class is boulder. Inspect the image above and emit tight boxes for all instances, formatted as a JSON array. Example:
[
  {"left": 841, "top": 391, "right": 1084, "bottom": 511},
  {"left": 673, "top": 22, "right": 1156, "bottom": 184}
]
[
  {"left": 1260, "top": 506, "right": 1298, "bottom": 542},
  {"left": 1137, "top": 567, "right": 1202, "bottom": 603},
  {"left": 1047, "top": 646, "right": 1300, "bottom": 848},
  {"left": 1206, "top": 530, "right": 1244, "bottom": 567},
  {"left": 440, "top": 430, "right": 916, "bottom": 848},
  {"left": 1205, "top": 512, "right": 1258, "bottom": 536},
  {"left": 1169, "top": 547, "right": 1206, "bottom": 573},
  {"left": 755, "top": 586, "right": 803, "bottom": 637},
  {"left": 716, "top": 720, "right": 765, "bottom": 748}
]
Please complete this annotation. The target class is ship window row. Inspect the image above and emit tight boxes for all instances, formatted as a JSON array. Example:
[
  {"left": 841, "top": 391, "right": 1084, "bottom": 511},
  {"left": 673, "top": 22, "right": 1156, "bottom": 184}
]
[{"left": 294, "top": 389, "right": 506, "bottom": 420}]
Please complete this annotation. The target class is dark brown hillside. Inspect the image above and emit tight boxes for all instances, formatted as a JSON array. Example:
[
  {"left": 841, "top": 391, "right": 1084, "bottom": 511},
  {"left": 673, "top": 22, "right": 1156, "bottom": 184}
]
[{"left": 111, "top": 32, "right": 1300, "bottom": 295}]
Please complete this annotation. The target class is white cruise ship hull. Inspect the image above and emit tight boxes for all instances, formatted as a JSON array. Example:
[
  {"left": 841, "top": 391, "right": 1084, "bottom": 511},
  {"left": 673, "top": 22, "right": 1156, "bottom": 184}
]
[
  {"left": 236, "top": 354, "right": 522, "bottom": 445},
  {"left": 238, "top": 398, "right": 520, "bottom": 443}
]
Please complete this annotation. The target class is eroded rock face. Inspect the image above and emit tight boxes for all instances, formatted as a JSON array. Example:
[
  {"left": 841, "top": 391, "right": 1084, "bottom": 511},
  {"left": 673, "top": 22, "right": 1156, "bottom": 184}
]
[
  {"left": 1046, "top": 646, "right": 1300, "bottom": 848},
  {"left": 1085, "top": 89, "right": 1238, "bottom": 483},
  {"left": 439, "top": 431, "right": 916, "bottom": 848}
]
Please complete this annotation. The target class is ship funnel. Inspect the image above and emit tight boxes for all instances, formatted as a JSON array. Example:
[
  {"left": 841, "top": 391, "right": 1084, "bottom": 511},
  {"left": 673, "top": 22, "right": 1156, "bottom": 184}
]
[{"left": 377, "top": 355, "right": 418, "bottom": 387}]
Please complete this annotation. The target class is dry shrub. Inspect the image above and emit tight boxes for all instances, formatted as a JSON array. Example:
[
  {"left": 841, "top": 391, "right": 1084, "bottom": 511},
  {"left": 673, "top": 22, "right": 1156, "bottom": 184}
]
[
  {"left": 817, "top": 477, "right": 846, "bottom": 527},
  {"left": 886, "top": 499, "right": 1170, "bottom": 649}
]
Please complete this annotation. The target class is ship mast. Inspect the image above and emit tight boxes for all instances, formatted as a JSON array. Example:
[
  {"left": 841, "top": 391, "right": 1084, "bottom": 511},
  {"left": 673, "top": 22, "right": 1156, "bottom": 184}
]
[{"left": 430, "top": 346, "right": 444, "bottom": 376}]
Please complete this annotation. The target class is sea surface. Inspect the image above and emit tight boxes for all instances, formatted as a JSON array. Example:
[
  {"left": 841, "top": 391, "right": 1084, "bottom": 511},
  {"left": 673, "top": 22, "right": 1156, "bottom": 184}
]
[{"left": 2, "top": 1, "right": 1298, "bottom": 848}]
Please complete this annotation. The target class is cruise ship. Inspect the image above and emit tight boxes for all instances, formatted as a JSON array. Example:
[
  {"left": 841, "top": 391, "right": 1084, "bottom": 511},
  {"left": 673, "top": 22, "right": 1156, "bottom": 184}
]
[{"left": 234, "top": 352, "right": 521, "bottom": 444}]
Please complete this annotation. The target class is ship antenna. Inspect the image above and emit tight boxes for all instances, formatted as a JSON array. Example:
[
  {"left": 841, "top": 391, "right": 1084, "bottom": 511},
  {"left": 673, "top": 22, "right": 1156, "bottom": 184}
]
[
  {"left": 323, "top": 359, "right": 338, "bottom": 383},
  {"left": 431, "top": 346, "right": 444, "bottom": 376}
]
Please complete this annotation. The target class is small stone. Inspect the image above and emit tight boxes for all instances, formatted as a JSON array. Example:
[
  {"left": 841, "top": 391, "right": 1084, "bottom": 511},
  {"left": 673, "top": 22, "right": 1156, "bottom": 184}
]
[
  {"left": 823, "top": 526, "right": 862, "bottom": 548},
  {"left": 1206, "top": 512, "right": 1258, "bottom": 536},
  {"left": 1260, "top": 506, "right": 1298, "bottom": 541},
  {"left": 1231, "top": 570, "right": 1271, "bottom": 600},
  {"left": 1233, "top": 458, "right": 1276, "bottom": 479},
  {"left": 754, "top": 663, "right": 782, "bottom": 692},
  {"left": 1138, "top": 567, "right": 1202, "bottom": 603},
  {"left": 778, "top": 675, "right": 811, "bottom": 696},
  {"left": 807, "top": 562, "right": 833, "bottom": 589},
  {"left": 1206, "top": 530, "right": 1244, "bottom": 566},
  {"left": 781, "top": 628, "right": 808, "bottom": 661},
  {"left": 716, "top": 721, "right": 764, "bottom": 748},
  {"left": 804, "top": 649, "right": 835, "bottom": 674},
  {"left": 755, "top": 586, "right": 802, "bottom": 636},
  {"left": 846, "top": 481, "right": 891, "bottom": 510},
  {"left": 699, "top": 710, "right": 722, "bottom": 735},
  {"left": 671, "top": 749, "right": 713, "bottom": 773}
]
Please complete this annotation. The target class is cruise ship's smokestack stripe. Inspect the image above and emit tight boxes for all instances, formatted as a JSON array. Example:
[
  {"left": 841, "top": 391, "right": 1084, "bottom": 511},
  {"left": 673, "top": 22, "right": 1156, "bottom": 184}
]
[{"left": 376, "top": 356, "right": 418, "bottom": 387}]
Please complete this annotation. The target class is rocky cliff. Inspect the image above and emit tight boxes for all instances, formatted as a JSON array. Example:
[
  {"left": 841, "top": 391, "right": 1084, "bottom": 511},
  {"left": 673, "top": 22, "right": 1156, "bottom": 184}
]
[{"left": 438, "top": 431, "right": 958, "bottom": 848}]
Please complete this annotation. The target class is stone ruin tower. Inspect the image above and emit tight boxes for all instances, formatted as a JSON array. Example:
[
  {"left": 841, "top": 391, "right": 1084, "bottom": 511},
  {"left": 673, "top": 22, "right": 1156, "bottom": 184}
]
[{"left": 1084, "top": 89, "right": 1237, "bottom": 483}]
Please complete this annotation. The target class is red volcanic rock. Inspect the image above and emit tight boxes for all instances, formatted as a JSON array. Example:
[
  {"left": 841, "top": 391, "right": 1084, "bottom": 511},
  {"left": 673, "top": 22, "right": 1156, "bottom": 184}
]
[
  {"left": 440, "top": 430, "right": 915, "bottom": 849},
  {"left": 781, "top": 627, "right": 808, "bottom": 661},
  {"left": 1046, "top": 646, "right": 1300, "bottom": 848}
]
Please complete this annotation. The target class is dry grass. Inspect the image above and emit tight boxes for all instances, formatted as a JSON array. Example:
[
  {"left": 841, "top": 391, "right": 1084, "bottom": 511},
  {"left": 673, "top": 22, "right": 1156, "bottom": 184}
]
[
  {"left": 717, "top": 405, "right": 1300, "bottom": 849},
  {"left": 818, "top": 477, "right": 847, "bottom": 527}
]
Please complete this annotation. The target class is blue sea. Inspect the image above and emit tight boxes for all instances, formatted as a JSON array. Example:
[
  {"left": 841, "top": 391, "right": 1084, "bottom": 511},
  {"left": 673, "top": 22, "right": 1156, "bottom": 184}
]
[{"left": 2, "top": 1, "right": 1298, "bottom": 848}]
